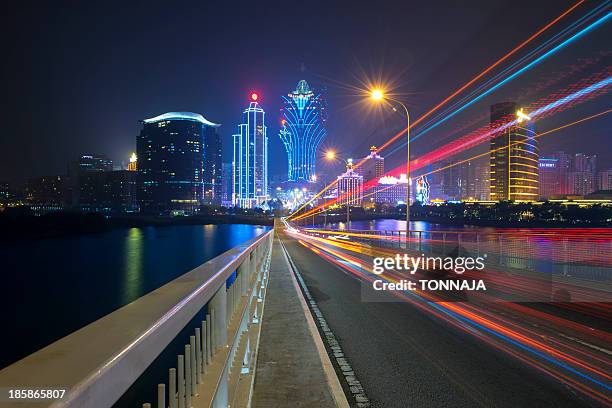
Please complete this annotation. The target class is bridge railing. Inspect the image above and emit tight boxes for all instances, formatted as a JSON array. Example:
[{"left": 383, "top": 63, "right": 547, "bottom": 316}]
[{"left": 0, "top": 229, "right": 274, "bottom": 408}]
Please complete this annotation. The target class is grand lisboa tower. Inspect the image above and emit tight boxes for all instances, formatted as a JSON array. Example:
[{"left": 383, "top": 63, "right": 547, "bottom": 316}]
[{"left": 279, "top": 80, "right": 328, "bottom": 182}]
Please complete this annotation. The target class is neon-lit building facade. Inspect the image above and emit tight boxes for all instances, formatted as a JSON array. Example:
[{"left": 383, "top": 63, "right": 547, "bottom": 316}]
[
  {"left": 233, "top": 94, "right": 268, "bottom": 208},
  {"left": 361, "top": 146, "right": 385, "bottom": 183},
  {"left": 376, "top": 174, "right": 408, "bottom": 205},
  {"left": 337, "top": 159, "right": 363, "bottom": 207},
  {"left": 137, "top": 112, "right": 220, "bottom": 214},
  {"left": 489, "top": 102, "right": 539, "bottom": 201},
  {"left": 279, "top": 80, "right": 327, "bottom": 182}
]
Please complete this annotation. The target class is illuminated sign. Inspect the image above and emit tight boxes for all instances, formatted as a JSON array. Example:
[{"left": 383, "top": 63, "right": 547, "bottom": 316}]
[
  {"left": 538, "top": 159, "right": 557, "bottom": 168},
  {"left": 415, "top": 176, "right": 430, "bottom": 205}
]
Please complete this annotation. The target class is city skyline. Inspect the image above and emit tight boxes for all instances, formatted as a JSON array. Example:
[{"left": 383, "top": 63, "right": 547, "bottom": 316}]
[{"left": 2, "top": 0, "right": 610, "bottom": 187}]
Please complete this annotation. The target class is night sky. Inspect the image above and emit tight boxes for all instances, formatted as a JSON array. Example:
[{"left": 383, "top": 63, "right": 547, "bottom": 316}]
[{"left": 1, "top": 0, "right": 610, "bottom": 186}]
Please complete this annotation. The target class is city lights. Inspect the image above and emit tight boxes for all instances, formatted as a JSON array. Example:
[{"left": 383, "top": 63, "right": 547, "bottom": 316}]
[
  {"left": 3, "top": 3, "right": 612, "bottom": 408},
  {"left": 516, "top": 108, "right": 532, "bottom": 123}
]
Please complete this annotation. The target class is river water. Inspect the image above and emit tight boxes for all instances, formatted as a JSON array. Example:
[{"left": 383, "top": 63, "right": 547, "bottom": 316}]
[{"left": 0, "top": 224, "right": 269, "bottom": 370}]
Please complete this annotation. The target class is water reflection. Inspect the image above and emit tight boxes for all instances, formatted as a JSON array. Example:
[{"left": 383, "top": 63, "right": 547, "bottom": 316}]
[{"left": 123, "top": 227, "right": 144, "bottom": 303}]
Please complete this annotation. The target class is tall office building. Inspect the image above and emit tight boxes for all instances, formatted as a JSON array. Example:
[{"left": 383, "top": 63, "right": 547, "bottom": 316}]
[
  {"left": 489, "top": 102, "right": 539, "bottom": 201},
  {"left": 203, "top": 125, "right": 223, "bottom": 205},
  {"left": 67, "top": 154, "right": 113, "bottom": 208},
  {"left": 221, "top": 162, "right": 233, "bottom": 207},
  {"left": 598, "top": 169, "right": 612, "bottom": 191},
  {"left": 551, "top": 151, "right": 572, "bottom": 195},
  {"left": 279, "top": 80, "right": 327, "bottom": 182},
  {"left": 568, "top": 153, "right": 597, "bottom": 195},
  {"left": 337, "top": 159, "right": 363, "bottom": 207},
  {"left": 360, "top": 146, "right": 385, "bottom": 204},
  {"left": 360, "top": 146, "right": 385, "bottom": 182},
  {"left": 569, "top": 171, "right": 595, "bottom": 196},
  {"left": 233, "top": 94, "right": 268, "bottom": 208},
  {"left": 573, "top": 153, "right": 597, "bottom": 173},
  {"left": 538, "top": 157, "right": 561, "bottom": 199},
  {"left": 137, "top": 112, "right": 221, "bottom": 214}
]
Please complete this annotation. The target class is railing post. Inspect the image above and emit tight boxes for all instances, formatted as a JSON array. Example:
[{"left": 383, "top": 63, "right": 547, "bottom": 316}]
[
  {"left": 249, "top": 251, "right": 256, "bottom": 281},
  {"left": 185, "top": 344, "right": 192, "bottom": 408},
  {"left": 418, "top": 231, "right": 422, "bottom": 252},
  {"left": 158, "top": 384, "right": 165, "bottom": 408},
  {"left": 189, "top": 336, "right": 196, "bottom": 396},
  {"left": 178, "top": 355, "right": 185, "bottom": 408},
  {"left": 169, "top": 368, "right": 177, "bottom": 408},
  {"left": 240, "top": 257, "right": 249, "bottom": 296},
  {"left": 195, "top": 328, "right": 202, "bottom": 384},
  {"left": 209, "top": 285, "right": 227, "bottom": 349},
  {"left": 205, "top": 314, "right": 212, "bottom": 363}
]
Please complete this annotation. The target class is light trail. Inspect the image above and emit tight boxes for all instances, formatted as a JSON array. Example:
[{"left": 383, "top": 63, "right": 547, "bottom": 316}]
[
  {"left": 408, "top": 1, "right": 608, "bottom": 143},
  {"left": 293, "top": 73, "right": 612, "bottom": 220},
  {"left": 379, "top": 0, "right": 589, "bottom": 151},
  {"left": 285, "top": 227, "right": 612, "bottom": 405},
  {"left": 287, "top": 2, "right": 587, "bottom": 220},
  {"left": 405, "top": 10, "right": 611, "bottom": 144},
  {"left": 290, "top": 106, "right": 612, "bottom": 221}
]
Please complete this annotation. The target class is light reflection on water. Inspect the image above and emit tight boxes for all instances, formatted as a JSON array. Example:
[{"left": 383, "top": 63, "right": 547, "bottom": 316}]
[
  {"left": 123, "top": 227, "right": 144, "bottom": 304},
  {"left": 0, "top": 223, "right": 268, "bottom": 370},
  {"left": 328, "top": 219, "right": 492, "bottom": 232}
]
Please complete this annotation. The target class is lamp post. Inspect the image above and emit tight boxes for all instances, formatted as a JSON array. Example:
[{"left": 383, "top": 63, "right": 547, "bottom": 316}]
[{"left": 370, "top": 90, "right": 411, "bottom": 232}]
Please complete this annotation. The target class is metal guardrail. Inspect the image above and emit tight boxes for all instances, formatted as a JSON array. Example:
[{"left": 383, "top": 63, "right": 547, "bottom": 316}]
[{"left": 0, "top": 229, "right": 274, "bottom": 408}]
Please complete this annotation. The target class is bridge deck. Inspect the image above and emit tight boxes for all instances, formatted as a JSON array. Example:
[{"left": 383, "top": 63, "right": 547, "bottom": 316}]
[{"left": 252, "top": 232, "right": 347, "bottom": 407}]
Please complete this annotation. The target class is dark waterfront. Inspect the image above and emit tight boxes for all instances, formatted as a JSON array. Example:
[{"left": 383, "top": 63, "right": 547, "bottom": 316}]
[{"left": 0, "top": 223, "right": 269, "bottom": 370}]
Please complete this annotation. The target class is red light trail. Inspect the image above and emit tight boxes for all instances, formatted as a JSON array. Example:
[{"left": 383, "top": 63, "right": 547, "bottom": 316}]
[{"left": 287, "top": 1, "right": 586, "bottom": 220}]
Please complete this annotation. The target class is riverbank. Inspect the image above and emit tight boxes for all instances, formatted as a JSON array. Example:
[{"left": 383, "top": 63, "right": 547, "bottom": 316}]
[{"left": 0, "top": 212, "right": 273, "bottom": 240}]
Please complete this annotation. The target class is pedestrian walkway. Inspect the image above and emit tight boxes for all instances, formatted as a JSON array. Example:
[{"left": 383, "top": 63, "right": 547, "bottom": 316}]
[{"left": 252, "top": 227, "right": 348, "bottom": 407}]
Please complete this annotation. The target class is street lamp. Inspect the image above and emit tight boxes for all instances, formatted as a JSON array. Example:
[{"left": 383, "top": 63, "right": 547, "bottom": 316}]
[
  {"left": 325, "top": 150, "right": 353, "bottom": 229},
  {"left": 369, "top": 89, "right": 411, "bottom": 232}
]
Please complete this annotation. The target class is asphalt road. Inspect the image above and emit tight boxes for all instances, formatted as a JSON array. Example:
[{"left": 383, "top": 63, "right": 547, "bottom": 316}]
[{"left": 279, "top": 231, "right": 601, "bottom": 408}]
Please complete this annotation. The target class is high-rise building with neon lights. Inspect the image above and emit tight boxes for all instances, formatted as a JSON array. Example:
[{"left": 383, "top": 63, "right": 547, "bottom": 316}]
[
  {"left": 137, "top": 112, "right": 221, "bottom": 214},
  {"left": 232, "top": 93, "right": 268, "bottom": 208},
  {"left": 337, "top": 159, "right": 363, "bottom": 207},
  {"left": 489, "top": 102, "right": 539, "bottom": 201},
  {"left": 279, "top": 80, "right": 327, "bottom": 182}
]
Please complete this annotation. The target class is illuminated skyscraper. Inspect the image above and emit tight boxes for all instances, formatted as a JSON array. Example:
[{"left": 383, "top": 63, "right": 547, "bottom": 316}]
[
  {"left": 360, "top": 146, "right": 385, "bottom": 182},
  {"left": 137, "top": 112, "right": 221, "bottom": 214},
  {"left": 337, "top": 159, "right": 363, "bottom": 207},
  {"left": 489, "top": 102, "right": 539, "bottom": 201},
  {"left": 279, "top": 80, "right": 327, "bottom": 182},
  {"left": 538, "top": 158, "right": 561, "bottom": 199},
  {"left": 202, "top": 125, "right": 223, "bottom": 205},
  {"left": 233, "top": 93, "right": 268, "bottom": 208}
]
